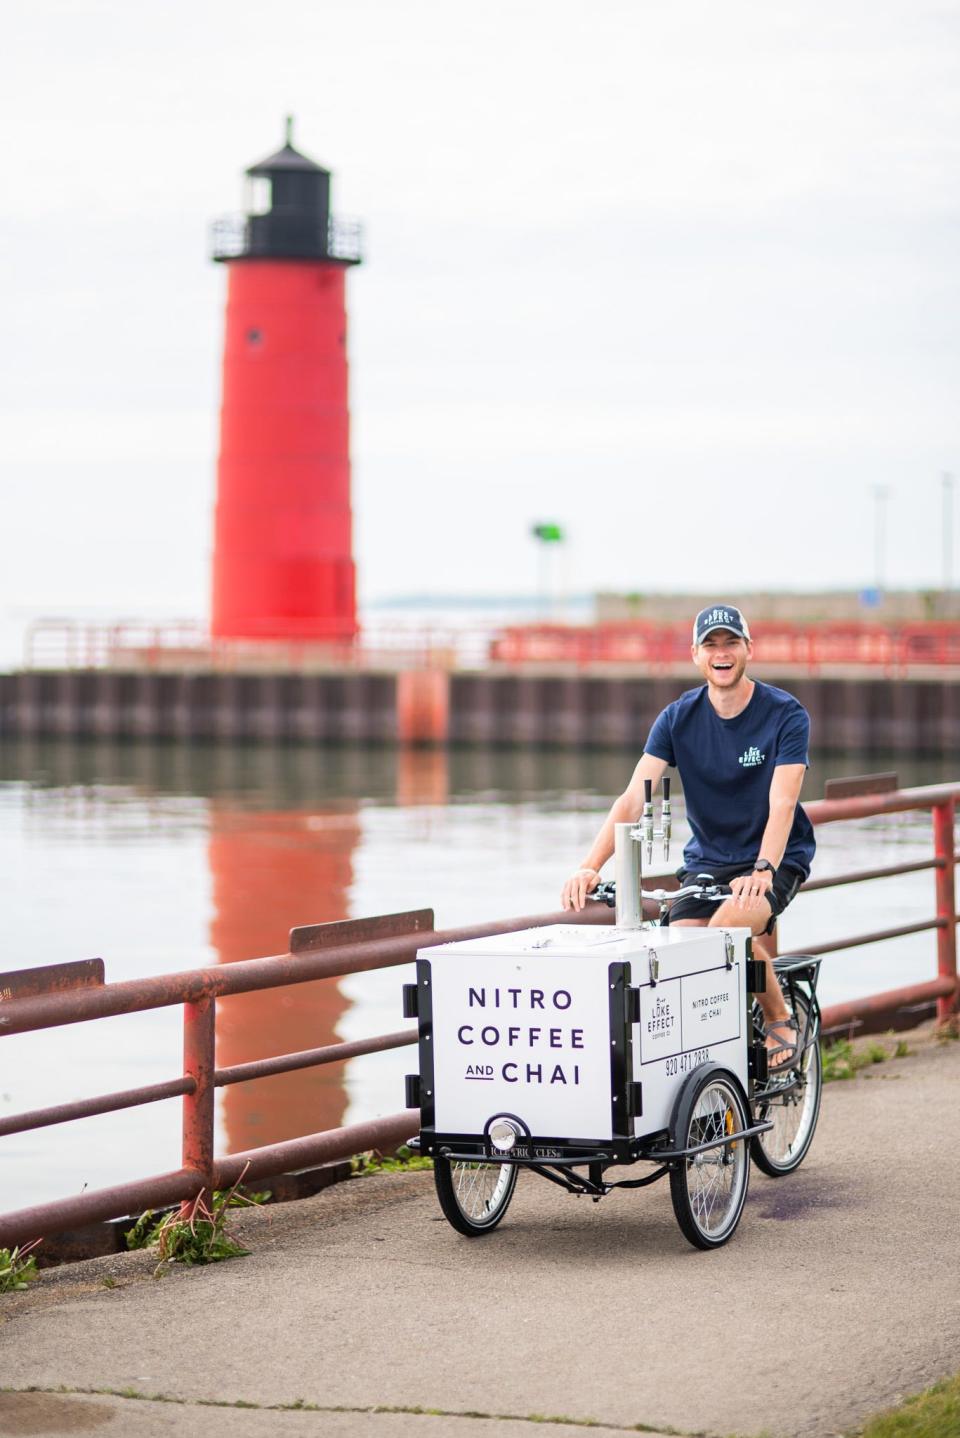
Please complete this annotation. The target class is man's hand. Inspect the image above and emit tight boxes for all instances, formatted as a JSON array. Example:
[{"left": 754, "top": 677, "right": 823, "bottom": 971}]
[
  {"left": 561, "top": 868, "right": 600, "bottom": 911},
  {"left": 728, "top": 869, "right": 774, "bottom": 909}
]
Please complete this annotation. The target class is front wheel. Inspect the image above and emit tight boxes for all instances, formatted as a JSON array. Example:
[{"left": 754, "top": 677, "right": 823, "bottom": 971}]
[
  {"left": 751, "top": 993, "right": 822, "bottom": 1176},
  {"left": 434, "top": 1158, "right": 518, "bottom": 1236},
  {"left": 669, "top": 1068, "right": 750, "bottom": 1250}
]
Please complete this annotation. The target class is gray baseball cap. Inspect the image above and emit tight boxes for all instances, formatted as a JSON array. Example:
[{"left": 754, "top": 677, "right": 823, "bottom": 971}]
[{"left": 692, "top": 604, "right": 751, "bottom": 645}]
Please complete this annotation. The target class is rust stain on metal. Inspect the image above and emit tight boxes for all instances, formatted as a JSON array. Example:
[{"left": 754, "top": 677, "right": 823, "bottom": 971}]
[
  {"left": 0, "top": 1075, "right": 196, "bottom": 1138},
  {"left": 290, "top": 908, "right": 435, "bottom": 953},
  {"left": 0, "top": 1167, "right": 205, "bottom": 1251},
  {"left": 215, "top": 1111, "right": 418, "bottom": 1188},
  {"left": 214, "top": 1028, "right": 416, "bottom": 1088},
  {"left": 823, "top": 771, "right": 899, "bottom": 800},
  {"left": 0, "top": 959, "right": 105, "bottom": 1002},
  {"left": 820, "top": 975, "right": 955, "bottom": 1035}
]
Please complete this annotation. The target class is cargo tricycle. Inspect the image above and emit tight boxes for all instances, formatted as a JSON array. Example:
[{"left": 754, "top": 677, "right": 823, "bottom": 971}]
[{"left": 403, "top": 792, "right": 822, "bottom": 1250}]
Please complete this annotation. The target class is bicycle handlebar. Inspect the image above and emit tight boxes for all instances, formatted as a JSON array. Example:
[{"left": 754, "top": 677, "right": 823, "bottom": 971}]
[{"left": 588, "top": 877, "right": 728, "bottom": 910}]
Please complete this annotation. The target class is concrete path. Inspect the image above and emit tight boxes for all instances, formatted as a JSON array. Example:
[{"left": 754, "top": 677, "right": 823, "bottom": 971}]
[{"left": 2, "top": 1029, "right": 958, "bottom": 1438}]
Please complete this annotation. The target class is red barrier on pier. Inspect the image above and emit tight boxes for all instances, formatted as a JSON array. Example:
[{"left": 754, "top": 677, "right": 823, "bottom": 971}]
[{"left": 490, "top": 620, "right": 960, "bottom": 673}]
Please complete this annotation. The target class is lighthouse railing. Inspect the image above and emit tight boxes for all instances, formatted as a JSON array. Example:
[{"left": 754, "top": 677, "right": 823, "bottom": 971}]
[{"left": 209, "top": 212, "right": 363, "bottom": 263}]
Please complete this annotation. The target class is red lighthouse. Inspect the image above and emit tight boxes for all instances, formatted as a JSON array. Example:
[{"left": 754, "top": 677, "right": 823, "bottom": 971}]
[{"left": 210, "top": 121, "right": 361, "bottom": 643}]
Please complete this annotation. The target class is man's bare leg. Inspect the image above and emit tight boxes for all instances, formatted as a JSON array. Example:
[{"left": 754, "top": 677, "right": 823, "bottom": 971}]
[{"left": 705, "top": 898, "right": 794, "bottom": 1065}]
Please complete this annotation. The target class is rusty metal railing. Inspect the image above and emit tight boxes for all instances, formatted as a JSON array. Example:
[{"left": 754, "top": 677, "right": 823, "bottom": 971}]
[
  {"left": 0, "top": 906, "right": 613, "bottom": 1248},
  {"left": 0, "top": 782, "right": 956, "bottom": 1249},
  {"left": 788, "top": 782, "right": 958, "bottom": 1031}
]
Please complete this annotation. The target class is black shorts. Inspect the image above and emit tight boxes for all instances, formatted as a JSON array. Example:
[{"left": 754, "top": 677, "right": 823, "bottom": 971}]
[{"left": 667, "top": 863, "right": 804, "bottom": 935}]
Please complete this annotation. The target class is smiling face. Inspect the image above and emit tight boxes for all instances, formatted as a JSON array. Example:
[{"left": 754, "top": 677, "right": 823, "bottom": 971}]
[{"left": 692, "top": 628, "right": 752, "bottom": 689}]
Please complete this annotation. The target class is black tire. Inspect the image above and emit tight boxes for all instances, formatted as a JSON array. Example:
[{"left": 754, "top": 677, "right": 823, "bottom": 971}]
[
  {"left": 668, "top": 1066, "right": 750, "bottom": 1250},
  {"left": 434, "top": 1158, "right": 518, "bottom": 1236},
  {"left": 751, "top": 992, "right": 822, "bottom": 1177}
]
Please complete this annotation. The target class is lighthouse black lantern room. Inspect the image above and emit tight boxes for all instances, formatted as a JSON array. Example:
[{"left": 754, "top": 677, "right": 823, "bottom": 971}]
[{"left": 210, "top": 120, "right": 362, "bottom": 642}]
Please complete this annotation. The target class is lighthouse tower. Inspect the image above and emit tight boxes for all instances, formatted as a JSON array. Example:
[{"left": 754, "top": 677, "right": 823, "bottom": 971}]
[{"left": 210, "top": 121, "right": 361, "bottom": 643}]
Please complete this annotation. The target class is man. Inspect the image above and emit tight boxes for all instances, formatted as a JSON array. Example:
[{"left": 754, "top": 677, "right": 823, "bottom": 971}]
[{"left": 561, "top": 603, "right": 815, "bottom": 1070}]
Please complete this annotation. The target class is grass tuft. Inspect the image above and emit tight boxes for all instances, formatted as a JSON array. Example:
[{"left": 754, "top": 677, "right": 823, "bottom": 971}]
[
  {"left": 822, "top": 1033, "right": 916, "bottom": 1084},
  {"left": 353, "top": 1144, "right": 434, "bottom": 1175},
  {"left": 846, "top": 1370, "right": 960, "bottom": 1436},
  {"left": 0, "top": 1241, "right": 41, "bottom": 1294}
]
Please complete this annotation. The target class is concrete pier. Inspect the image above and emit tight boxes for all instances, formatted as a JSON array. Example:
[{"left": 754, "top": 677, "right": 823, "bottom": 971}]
[{"left": 2, "top": 667, "right": 960, "bottom": 752}]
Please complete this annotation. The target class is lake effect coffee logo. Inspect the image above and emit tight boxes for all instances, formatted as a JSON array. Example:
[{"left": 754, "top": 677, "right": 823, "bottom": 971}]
[
  {"left": 645, "top": 991, "right": 676, "bottom": 1046},
  {"left": 457, "top": 985, "right": 584, "bottom": 1088}
]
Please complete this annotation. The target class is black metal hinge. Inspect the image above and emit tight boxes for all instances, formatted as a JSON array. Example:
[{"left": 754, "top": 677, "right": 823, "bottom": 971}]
[
  {"left": 745, "top": 959, "right": 766, "bottom": 994},
  {"left": 748, "top": 1044, "right": 768, "bottom": 1083},
  {"left": 627, "top": 1081, "right": 643, "bottom": 1118},
  {"left": 402, "top": 983, "right": 419, "bottom": 1019},
  {"left": 405, "top": 1074, "right": 421, "bottom": 1108},
  {"left": 627, "top": 987, "right": 641, "bottom": 1023}
]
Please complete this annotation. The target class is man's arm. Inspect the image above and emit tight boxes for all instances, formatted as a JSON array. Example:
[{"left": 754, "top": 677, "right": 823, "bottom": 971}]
[
  {"left": 561, "top": 752, "right": 669, "bottom": 911},
  {"left": 728, "top": 763, "right": 806, "bottom": 908}
]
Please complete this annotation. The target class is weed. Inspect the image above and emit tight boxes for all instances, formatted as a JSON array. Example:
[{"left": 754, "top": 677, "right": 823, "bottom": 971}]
[
  {"left": 0, "top": 1240, "right": 41, "bottom": 1293},
  {"left": 100, "top": 1276, "right": 117, "bottom": 1289},
  {"left": 354, "top": 1145, "right": 433, "bottom": 1175},
  {"left": 125, "top": 1184, "right": 269, "bottom": 1255},
  {"left": 822, "top": 1034, "right": 914, "bottom": 1084},
  {"left": 151, "top": 1193, "right": 249, "bottom": 1274},
  {"left": 138, "top": 1173, "right": 264, "bottom": 1275},
  {"left": 821, "top": 1038, "right": 857, "bottom": 1082},
  {"left": 125, "top": 1209, "right": 162, "bottom": 1251}
]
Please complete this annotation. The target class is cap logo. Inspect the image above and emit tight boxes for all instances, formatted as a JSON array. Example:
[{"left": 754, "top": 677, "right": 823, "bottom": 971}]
[{"left": 693, "top": 604, "right": 750, "bottom": 644}]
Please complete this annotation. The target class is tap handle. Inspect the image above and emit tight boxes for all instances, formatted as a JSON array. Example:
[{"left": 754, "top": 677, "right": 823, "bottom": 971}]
[
  {"left": 642, "top": 779, "right": 654, "bottom": 861},
  {"left": 660, "top": 776, "right": 672, "bottom": 860}
]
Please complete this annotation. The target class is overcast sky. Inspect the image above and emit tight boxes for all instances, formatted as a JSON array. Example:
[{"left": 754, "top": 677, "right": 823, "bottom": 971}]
[{"left": 2, "top": 0, "right": 958, "bottom": 664}]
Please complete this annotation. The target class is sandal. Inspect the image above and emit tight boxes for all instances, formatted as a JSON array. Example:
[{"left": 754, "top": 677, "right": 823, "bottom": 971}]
[{"left": 765, "top": 1017, "right": 801, "bottom": 1072}]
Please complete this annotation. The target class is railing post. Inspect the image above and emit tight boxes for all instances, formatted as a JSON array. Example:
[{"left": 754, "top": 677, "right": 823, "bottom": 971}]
[
  {"left": 181, "top": 995, "right": 216, "bottom": 1212},
  {"left": 933, "top": 799, "right": 958, "bottom": 1026}
]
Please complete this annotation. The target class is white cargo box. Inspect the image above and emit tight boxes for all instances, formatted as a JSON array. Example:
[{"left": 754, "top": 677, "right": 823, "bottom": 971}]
[{"left": 414, "top": 923, "right": 751, "bottom": 1153}]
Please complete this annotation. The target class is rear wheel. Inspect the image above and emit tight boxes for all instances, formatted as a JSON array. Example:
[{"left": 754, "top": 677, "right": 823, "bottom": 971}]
[
  {"left": 669, "top": 1068, "right": 750, "bottom": 1250},
  {"left": 434, "top": 1158, "right": 517, "bottom": 1236},
  {"left": 751, "top": 992, "right": 822, "bottom": 1176}
]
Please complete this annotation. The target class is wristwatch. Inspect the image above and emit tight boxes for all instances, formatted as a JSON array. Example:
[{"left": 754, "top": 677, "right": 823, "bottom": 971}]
[{"left": 753, "top": 860, "right": 775, "bottom": 875}]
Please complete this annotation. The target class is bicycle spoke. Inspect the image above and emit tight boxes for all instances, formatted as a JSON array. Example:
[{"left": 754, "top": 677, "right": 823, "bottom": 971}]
[{"left": 684, "top": 1085, "right": 744, "bottom": 1237}]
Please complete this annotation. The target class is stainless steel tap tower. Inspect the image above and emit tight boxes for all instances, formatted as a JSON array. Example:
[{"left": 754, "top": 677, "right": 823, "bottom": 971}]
[{"left": 613, "top": 777, "right": 671, "bottom": 928}]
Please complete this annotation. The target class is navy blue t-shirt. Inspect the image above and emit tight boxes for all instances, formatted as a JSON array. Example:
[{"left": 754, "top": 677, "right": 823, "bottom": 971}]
[{"left": 644, "top": 681, "right": 816, "bottom": 879}]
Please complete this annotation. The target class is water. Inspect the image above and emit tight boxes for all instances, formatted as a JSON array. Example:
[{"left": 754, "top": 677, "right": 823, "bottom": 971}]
[{"left": 1, "top": 738, "right": 956, "bottom": 1211}]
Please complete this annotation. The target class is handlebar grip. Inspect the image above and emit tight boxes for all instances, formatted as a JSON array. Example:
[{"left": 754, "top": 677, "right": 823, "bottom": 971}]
[
  {"left": 662, "top": 776, "right": 671, "bottom": 800},
  {"left": 644, "top": 779, "right": 652, "bottom": 803}
]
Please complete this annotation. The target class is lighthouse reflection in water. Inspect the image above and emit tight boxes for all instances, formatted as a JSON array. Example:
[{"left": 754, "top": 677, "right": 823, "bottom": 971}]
[
  {"left": 210, "top": 804, "right": 358, "bottom": 1151},
  {"left": 210, "top": 747, "right": 447, "bottom": 1157}
]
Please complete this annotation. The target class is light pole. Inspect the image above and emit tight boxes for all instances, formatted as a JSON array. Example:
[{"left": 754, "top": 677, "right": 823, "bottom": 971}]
[
  {"left": 943, "top": 472, "right": 955, "bottom": 597},
  {"left": 530, "top": 523, "right": 565, "bottom": 620},
  {"left": 871, "top": 484, "right": 889, "bottom": 595}
]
